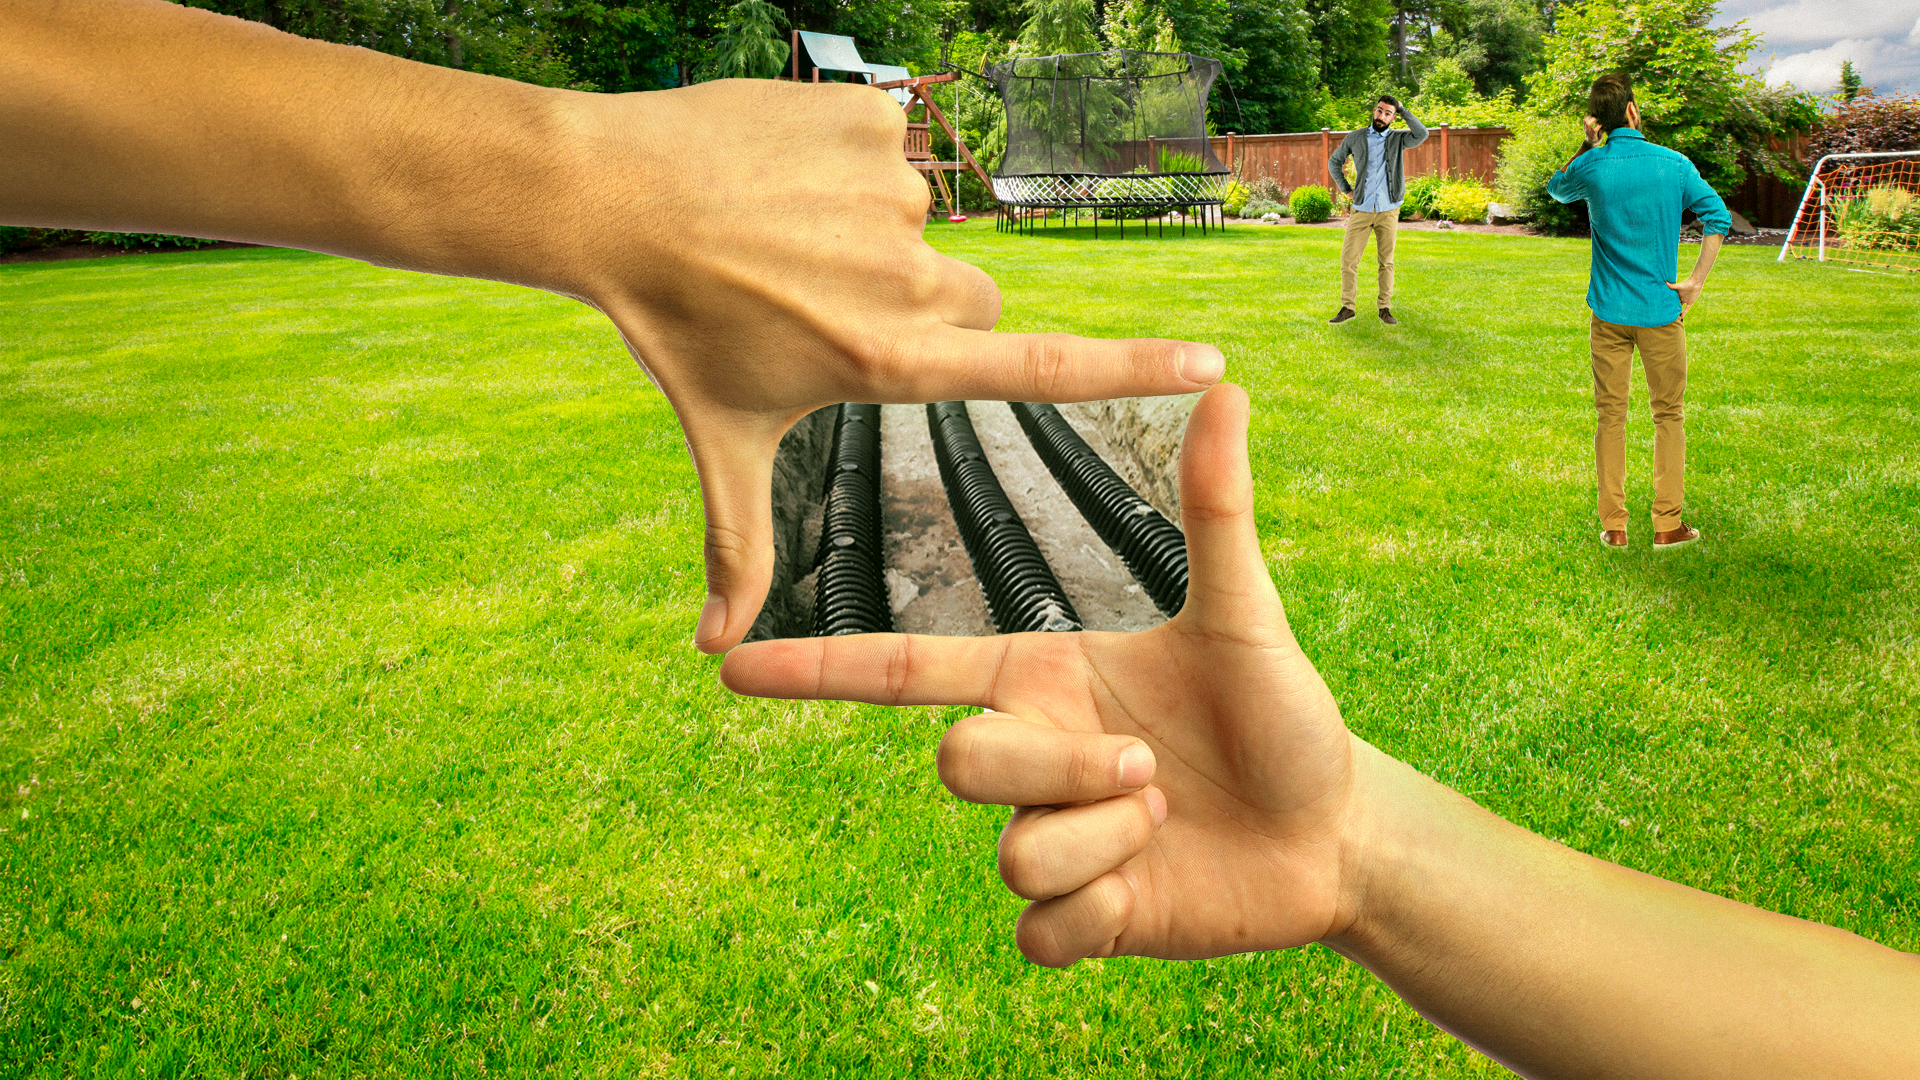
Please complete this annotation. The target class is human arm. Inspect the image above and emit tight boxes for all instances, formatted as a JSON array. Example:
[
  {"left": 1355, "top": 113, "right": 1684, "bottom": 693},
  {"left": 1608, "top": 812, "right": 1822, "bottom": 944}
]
[
  {"left": 0, "top": 0, "right": 1224, "bottom": 653},
  {"left": 1668, "top": 233, "right": 1723, "bottom": 312},
  {"left": 1546, "top": 117, "right": 1604, "bottom": 204},
  {"left": 721, "top": 385, "right": 1920, "bottom": 1077},
  {"left": 1668, "top": 174, "right": 1731, "bottom": 311},
  {"left": 1327, "top": 136, "right": 1355, "bottom": 195},
  {"left": 1397, "top": 103, "right": 1428, "bottom": 147}
]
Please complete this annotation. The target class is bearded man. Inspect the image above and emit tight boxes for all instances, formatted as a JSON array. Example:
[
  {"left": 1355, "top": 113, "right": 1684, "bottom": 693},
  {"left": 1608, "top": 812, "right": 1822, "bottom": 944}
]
[{"left": 1325, "top": 95, "right": 1427, "bottom": 325}]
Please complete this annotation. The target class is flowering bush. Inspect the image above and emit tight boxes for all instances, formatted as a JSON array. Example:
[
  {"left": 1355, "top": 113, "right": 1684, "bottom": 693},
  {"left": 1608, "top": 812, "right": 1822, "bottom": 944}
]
[{"left": 1434, "top": 179, "right": 1496, "bottom": 223}]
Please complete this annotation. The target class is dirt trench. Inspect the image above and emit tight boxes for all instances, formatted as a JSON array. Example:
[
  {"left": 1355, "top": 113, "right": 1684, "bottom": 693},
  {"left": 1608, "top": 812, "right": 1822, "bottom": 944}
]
[{"left": 748, "top": 396, "right": 1196, "bottom": 641}]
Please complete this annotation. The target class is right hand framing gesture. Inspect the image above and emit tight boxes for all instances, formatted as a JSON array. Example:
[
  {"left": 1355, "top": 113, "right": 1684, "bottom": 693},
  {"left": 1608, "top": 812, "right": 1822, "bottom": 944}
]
[
  {"left": 725, "top": 385, "right": 1920, "bottom": 1076},
  {"left": 726, "top": 385, "right": 1359, "bottom": 964}
]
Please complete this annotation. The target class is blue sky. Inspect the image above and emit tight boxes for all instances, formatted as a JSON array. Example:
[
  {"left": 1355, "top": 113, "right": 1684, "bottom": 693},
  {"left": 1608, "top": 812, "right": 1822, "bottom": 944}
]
[{"left": 1713, "top": 0, "right": 1920, "bottom": 96}]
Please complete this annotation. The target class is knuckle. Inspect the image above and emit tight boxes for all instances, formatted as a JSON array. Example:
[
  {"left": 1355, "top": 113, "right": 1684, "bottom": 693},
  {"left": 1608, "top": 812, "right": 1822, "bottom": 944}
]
[
  {"left": 702, "top": 521, "right": 753, "bottom": 567},
  {"left": 883, "top": 636, "right": 913, "bottom": 704},
  {"left": 1022, "top": 336, "right": 1073, "bottom": 400},
  {"left": 1015, "top": 909, "right": 1078, "bottom": 969},
  {"left": 935, "top": 715, "right": 991, "bottom": 798},
  {"left": 997, "top": 825, "right": 1052, "bottom": 900}
]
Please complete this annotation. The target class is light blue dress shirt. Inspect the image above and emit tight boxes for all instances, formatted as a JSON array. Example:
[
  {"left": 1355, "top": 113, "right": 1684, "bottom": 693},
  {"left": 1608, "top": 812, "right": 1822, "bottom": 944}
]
[{"left": 1354, "top": 128, "right": 1399, "bottom": 213}]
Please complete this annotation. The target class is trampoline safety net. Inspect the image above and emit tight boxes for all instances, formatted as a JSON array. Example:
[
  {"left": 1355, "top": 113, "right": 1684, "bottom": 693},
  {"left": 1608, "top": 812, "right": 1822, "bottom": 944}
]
[{"left": 987, "top": 51, "right": 1231, "bottom": 212}]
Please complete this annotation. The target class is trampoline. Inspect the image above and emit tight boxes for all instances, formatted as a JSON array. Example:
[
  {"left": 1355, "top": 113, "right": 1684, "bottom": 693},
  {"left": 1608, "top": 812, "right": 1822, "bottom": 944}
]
[{"left": 986, "top": 50, "right": 1232, "bottom": 236}]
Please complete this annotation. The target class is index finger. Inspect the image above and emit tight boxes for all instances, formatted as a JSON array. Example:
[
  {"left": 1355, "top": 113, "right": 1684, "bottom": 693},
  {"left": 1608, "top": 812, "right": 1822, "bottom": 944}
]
[
  {"left": 721, "top": 632, "right": 1016, "bottom": 707},
  {"left": 868, "top": 322, "right": 1225, "bottom": 406}
]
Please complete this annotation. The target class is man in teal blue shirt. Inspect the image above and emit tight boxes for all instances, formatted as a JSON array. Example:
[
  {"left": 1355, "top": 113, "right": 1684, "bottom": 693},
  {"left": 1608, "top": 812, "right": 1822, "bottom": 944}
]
[{"left": 1548, "top": 73, "right": 1728, "bottom": 552}]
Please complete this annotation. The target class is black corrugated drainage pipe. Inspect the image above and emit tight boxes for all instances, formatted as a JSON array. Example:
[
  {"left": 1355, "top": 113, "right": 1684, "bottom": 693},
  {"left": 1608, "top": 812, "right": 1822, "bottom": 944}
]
[
  {"left": 1009, "top": 402, "right": 1189, "bottom": 618},
  {"left": 810, "top": 403, "right": 892, "bottom": 636},
  {"left": 927, "top": 402, "right": 1083, "bottom": 633}
]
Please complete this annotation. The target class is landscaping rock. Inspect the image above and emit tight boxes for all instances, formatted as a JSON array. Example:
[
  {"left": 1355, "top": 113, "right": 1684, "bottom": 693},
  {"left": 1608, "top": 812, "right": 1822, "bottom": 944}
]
[
  {"left": 1728, "top": 208, "right": 1758, "bottom": 236},
  {"left": 1486, "top": 202, "right": 1524, "bottom": 225}
]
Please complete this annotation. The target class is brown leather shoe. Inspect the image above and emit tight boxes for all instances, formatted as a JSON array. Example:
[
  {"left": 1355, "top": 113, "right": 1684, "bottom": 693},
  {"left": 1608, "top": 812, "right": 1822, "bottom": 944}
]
[
  {"left": 1329, "top": 307, "right": 1357, "bottom": 324},
  {"left": 1600, "top": 529, "right": 1628, "bottom": 549},
  {"left": 1378, "top": 307, "right": 1399, "bottom": 325},
  {"left": 1653, "top": 523, "right": 1700, "bottom": 549}
]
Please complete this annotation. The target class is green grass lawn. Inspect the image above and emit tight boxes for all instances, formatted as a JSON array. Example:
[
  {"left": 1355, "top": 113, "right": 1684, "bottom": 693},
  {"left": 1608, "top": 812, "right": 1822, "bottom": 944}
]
[{"left": 2, "top": 226, "right": 1915, "bottom": 1077}]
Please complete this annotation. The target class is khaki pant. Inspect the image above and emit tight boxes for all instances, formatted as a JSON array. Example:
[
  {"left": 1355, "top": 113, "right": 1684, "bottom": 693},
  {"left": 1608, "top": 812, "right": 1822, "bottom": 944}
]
[
  {"left": 1591, "top": 314, "right": 1687, "bottom": 532},
  {"left": 1340, "top": 210, "right": 1398, "bottom": 309}
]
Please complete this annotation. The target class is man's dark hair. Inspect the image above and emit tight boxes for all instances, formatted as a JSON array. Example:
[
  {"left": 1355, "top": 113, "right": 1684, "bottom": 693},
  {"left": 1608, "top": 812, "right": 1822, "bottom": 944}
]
[
  {"left": 1376, "top": 94, "right": 1400, "bottom": 109},
  {"left": 1587, "top": 73, "right": 1634, "bottom": 132}
]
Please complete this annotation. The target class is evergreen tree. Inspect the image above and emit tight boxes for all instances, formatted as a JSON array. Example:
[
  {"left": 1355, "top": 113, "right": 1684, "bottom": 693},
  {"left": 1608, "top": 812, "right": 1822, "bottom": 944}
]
[{"left": 1838, "top": 59, "right": 1866, "bottom": 104}]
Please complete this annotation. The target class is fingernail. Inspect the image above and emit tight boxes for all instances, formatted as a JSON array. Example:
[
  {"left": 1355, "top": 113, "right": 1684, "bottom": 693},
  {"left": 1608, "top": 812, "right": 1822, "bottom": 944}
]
[
  {"left": 1116, "top": 742, "right": 1155, "bottom": 789},
  {"left": 1179, "top": 344, "right": 1225, "bottom": 385},
  {"left": 1116, "top": 866, "right": 1140, "bottom": 894},
  {"left": 692, "top": 593, "right": 727, "bottom": 648},
  {"left": 1142, "top": 786, "right": 1167, "bottom": 826}
]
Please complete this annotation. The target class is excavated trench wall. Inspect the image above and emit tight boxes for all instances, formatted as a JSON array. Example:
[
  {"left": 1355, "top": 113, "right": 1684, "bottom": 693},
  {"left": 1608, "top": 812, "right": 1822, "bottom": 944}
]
[{"left": 748, "top": 395, "right": 1197, "bottom": 641}]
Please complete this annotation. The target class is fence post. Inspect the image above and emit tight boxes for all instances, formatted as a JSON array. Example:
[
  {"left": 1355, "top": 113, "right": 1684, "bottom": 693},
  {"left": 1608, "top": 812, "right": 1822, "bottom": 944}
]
[
  {"left": 1440, "top": 124, "right": 1450, "bottom": 177},
  {"left": 1226, "top": 132, "right": 1236, "bottom": 177},
  {"left": 1321, "top": 128, "right": 1332, "bottom": 179}
]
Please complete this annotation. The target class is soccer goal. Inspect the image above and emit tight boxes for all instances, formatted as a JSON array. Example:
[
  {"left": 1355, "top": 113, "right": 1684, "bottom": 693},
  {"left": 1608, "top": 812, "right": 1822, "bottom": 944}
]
[{"left": 1778, "top": 150, "right": 1920, "bottom": 271}]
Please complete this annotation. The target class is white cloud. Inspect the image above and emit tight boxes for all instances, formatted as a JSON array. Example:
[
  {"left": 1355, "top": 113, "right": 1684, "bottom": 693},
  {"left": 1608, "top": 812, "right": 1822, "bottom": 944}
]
[
  {"left": 1723, "top": 0, "right": 1920, "bottom": 47},
  {"left": 1755, "top": 36, "right": 1920, "bottom": 93},
  {"left": 1716, "top": 1, "right": 1920, "bottom": 94}
]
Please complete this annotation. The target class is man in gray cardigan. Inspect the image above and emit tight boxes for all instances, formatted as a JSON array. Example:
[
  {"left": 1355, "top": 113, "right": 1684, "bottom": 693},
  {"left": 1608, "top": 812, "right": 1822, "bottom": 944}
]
[{"left": 1326, "top": 96, "right": 1428, "bottom": 324}]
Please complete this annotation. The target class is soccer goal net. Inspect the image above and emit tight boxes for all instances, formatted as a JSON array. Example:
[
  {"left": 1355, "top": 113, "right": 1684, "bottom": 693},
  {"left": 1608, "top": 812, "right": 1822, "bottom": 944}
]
[{"left": 1779, "top": 150, "right": 1920, "bottom": 271}]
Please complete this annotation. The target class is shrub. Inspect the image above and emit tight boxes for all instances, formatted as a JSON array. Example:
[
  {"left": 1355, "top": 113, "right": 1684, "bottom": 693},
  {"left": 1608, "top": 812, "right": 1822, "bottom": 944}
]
[
  {"left": 1495, "top": 116, "right": 1590, "bottom": 234},
  {"left": 1836, "top": 185, "right": 1920, "bottom": 251},
  {"left": 83, "top": 232, "right": 219, "bottom": 251},
  {"left": 1221, "top": 180, "right": 1251, "bottom": 217},
  {"left": 1400, "top": 173, "right": 1446, "bottom": 219},
  {"left": 0, "top": 226, "right": 30, "bottom": 255},
  {"left": 1241, "top": 198, "right": 1283, "bottom": 218},
  {"left": 1242, "top": 175, "right": 1288, "bottom": 204},
  {"left": 1434, "top": 179, "right": 1495, "bottom": 223},
  {"left": 1808, "top": 94, "right": 1920, "bottom": 158},
  {"left": 1289, "top": 184, "right": 1333, "bottom": 223},
  {"left": 1157, "top": 147, "right": 1206, "bottom": 173}
]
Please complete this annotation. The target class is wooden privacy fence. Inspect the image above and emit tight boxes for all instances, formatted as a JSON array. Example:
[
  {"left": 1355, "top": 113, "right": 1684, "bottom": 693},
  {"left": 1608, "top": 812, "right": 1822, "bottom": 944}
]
[
  {"left": 1208, "top": 127, "right": 1514, "bottom": 192},
  {"left": 1202, "top": 126, "right": 1810, "bottom": 226}
]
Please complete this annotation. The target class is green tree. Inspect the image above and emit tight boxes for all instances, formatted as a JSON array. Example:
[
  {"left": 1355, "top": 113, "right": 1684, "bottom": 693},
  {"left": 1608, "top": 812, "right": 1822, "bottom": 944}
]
[
  {"left": 1016, "top": 0, "right": 1101, "bottom": 54},
  {"left": 1838, "top": 59, "right": 1866, "bottom": 104},
  {"left": 698, "top": 0, "right": 789, "bottom": 79},
  {"left": 1104, "top": 0, "right": 1183, "bottom": 51},
  {"left": 1220, "top": 0, "right": 1323, "bottom": 132},
  {"left": 1303, "top": 0, "right": 1394, "bottom": 99},
  {"left": 1528, "top": 0, "right": 1814, "bottom": 192}
]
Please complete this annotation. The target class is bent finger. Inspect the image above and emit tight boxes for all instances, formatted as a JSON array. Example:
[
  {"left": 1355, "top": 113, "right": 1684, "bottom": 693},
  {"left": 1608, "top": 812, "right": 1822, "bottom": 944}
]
[
  {"left": 1014, "top": 871, "right": 1138, "bottom": 968},
  {"left": 938, "top": 712, "right": 1155, "bottom": 806},
  {"left": 931, "top": 254, "right": 1002, "bottom": 332},
  {"left": 998, "top": 793, "right": 1164, "bottom": 901}
]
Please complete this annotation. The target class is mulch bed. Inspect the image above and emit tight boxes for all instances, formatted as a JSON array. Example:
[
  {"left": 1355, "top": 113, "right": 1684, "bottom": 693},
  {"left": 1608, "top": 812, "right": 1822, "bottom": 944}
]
[{"left": 0, "top": 240, "right": 258, "bottom": 265}]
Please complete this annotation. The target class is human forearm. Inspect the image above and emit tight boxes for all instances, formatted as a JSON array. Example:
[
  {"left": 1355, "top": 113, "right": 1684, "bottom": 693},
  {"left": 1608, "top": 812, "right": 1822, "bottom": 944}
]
[
  {"left": 2, "top": 0, "right": 585, "bottom": 290},
  {"left": 1688, "top": 233, "right": 1724, "bottom": 287},
  {"left": 1328, "top": 739, "right": 1920, "bottom": 1078}
]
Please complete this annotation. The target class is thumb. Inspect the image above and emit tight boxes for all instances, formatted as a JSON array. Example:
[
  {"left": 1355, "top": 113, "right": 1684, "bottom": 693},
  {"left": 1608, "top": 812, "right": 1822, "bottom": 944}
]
[
  {"left": 1173, "top": 384, "right": 1282, "bottom": 631},
  {"left": 683, "top": 417, "right": 780, "bottom": 654}
]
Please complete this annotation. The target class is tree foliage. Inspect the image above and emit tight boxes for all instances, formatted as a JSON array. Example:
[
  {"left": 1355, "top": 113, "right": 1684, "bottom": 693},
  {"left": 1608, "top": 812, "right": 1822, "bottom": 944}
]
[
  {"left": 1808, "top": 94, "right": 1920, "bottom": 158},
  {"left": 1527, "top": 0, "right": 1815, "bottom": 193},
  {"left": 698, "top": 0, "right": 789, "bottom": 80}
]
